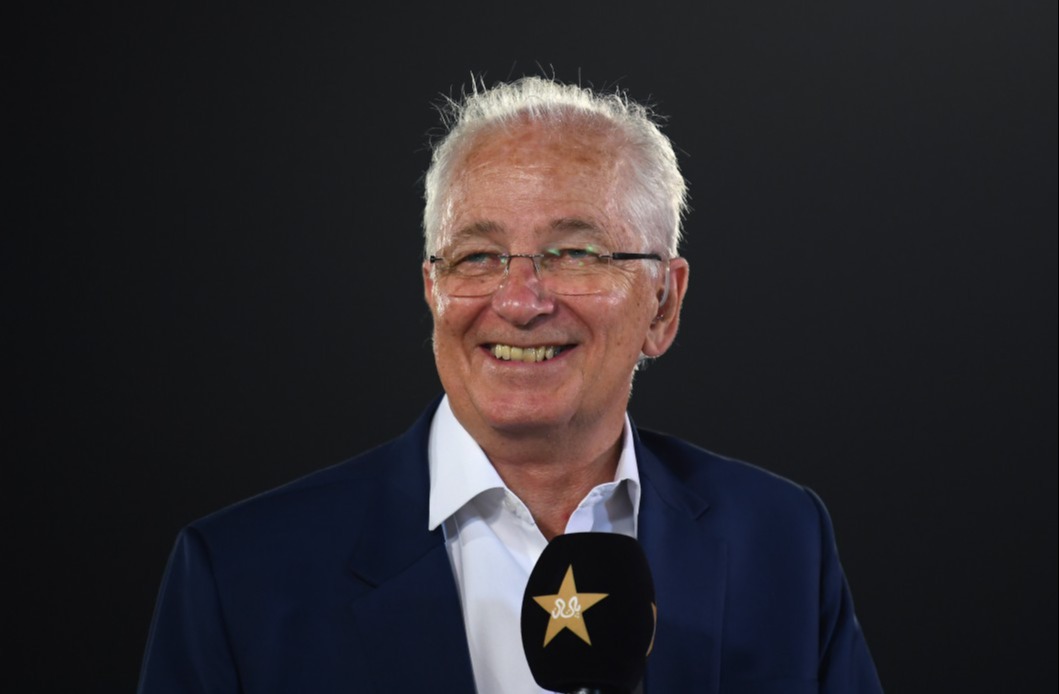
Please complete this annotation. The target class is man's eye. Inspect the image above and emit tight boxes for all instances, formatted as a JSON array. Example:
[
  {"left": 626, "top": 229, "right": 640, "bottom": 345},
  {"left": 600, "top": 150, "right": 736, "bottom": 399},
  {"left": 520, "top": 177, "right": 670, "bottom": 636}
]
[
  {"left": 456, "top": 252, "right": 498, "bottom": 265},
  {"left": 448, "top": 252, "right": 504, "bottom": 275},
  {"left": 547, "top": 247, "right": 602, "bottom": 264}
]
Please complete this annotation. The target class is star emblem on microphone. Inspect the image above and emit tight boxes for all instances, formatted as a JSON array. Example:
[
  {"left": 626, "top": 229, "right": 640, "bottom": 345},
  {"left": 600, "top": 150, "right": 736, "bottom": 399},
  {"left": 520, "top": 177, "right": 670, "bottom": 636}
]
[{"left": 532, "top": 565, "right": 609, "bottom": 646}]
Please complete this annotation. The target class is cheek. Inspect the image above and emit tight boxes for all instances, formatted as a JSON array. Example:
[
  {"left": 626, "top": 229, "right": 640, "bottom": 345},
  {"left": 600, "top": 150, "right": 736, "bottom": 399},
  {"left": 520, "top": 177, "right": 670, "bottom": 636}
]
[
  {"left": 431, "top": 290, "right": 453, "bottom": 320},
  {"left": 431, "top": 286, "right": 480, "bottom": 327},
  {"left": 594, "top": 285, "right": 654, "bottom": 351},
  {"left": 599, "top": 276, "right": 653, "bottom": 315},
  {"left": 606, "top": 266, "right": 654, "bottom": 302},
  {"left": 430, "top": 295, "right": 480, "bottom": 347}
]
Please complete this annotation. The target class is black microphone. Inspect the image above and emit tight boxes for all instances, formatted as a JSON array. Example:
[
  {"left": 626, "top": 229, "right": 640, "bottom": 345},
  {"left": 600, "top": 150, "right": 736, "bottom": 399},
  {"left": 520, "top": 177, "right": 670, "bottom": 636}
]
[{"left": 520, "top": 532, "right": 656, "bottom": 694}]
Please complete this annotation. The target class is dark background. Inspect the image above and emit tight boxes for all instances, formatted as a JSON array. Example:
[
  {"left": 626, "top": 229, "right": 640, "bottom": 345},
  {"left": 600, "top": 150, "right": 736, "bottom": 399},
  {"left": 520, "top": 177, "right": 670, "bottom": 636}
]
[{"left": 9, "top": 0, "right": 1056, "bottom": 691}]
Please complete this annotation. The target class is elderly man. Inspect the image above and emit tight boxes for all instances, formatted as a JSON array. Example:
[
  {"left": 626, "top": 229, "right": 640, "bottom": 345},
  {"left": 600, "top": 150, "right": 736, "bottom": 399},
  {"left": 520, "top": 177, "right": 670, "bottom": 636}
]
[{"left": 139, "top": 77, "right": 882, "bottom": 693}]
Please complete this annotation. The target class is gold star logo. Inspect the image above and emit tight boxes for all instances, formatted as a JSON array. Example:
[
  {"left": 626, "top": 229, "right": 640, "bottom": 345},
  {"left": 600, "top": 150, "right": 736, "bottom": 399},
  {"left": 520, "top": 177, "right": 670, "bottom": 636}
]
[{"left": 532, "top": 565, "right": 608, "bottom": 646}]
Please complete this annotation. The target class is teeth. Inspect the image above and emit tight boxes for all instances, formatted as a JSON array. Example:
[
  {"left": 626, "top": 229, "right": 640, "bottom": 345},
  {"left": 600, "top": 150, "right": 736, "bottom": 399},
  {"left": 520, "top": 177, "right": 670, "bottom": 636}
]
[{"left": 491, "top": 344, "right": 562, "bottom": 362}]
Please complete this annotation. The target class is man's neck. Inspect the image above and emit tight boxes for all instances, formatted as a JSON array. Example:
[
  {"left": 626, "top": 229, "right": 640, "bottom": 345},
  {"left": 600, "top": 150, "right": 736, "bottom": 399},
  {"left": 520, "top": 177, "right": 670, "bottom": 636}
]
[{"left": 470, "top": 420, "right": 625, "bottom": 540}]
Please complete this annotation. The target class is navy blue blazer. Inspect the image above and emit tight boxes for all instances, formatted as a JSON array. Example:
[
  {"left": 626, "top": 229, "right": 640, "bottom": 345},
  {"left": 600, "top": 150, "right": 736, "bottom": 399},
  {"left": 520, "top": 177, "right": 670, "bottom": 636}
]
[{"left": 139, "top": 404, "right": 882, "bottom": 693}]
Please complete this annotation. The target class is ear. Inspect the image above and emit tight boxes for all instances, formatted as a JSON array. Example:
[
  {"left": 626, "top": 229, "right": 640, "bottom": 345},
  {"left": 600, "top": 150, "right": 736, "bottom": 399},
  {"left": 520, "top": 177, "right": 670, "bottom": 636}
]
[{"left": 642, "top": 258, "right": 689, "bottom": 358}]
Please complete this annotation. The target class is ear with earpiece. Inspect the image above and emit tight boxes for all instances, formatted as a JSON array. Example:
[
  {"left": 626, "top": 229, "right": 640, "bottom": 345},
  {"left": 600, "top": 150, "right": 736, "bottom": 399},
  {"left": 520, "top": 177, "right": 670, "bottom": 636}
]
[
  {"left": 652, "top": 262, "right": 673, "bottom": 323},
  {"left": 642, "top": 258, "right": 689, "bottom": 356}
]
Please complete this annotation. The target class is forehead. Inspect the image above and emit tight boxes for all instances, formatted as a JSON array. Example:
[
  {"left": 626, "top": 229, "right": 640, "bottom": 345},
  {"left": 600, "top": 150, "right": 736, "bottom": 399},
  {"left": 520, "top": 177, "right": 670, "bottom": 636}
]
[
  {"left": 442, "top": 122, "right": 633, "bottom": 247},
  {"left": 461, "top": 118, "right": 616, "bottom": 171}
]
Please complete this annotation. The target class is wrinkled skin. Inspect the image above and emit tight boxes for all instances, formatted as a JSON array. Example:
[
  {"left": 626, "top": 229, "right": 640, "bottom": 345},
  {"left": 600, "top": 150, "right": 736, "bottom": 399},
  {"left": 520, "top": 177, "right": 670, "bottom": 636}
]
[{"left": 423, "top": 120, "right": 689, "bottom": 463}]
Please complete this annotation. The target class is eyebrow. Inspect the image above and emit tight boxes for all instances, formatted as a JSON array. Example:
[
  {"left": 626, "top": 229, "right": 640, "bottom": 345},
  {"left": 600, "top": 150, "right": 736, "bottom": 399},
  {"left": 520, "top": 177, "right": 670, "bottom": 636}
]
[
  {"left": 447, "top": 221, "right": 505, "bottom": 244},
  {"left": 550, "top": 217, "right": 600, "bottom": 233},
  {"left": 548, "top": 218, "right": 615, "bottom": 246}
]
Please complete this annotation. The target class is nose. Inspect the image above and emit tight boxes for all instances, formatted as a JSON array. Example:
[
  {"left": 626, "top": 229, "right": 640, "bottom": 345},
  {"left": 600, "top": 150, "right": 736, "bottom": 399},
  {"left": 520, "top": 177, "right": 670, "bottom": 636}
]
[{"left": 491, "top": 255, "right": 555, "bottom": 325}]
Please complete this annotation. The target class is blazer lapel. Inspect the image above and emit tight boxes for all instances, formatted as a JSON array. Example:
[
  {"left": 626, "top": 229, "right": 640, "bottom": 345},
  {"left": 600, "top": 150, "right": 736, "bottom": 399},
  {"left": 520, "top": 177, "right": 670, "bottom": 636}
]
[
  {"left": 348, "top": 543, "right": 475, "bottom": 691},
  {"left": 339, "top": 408, "right": 727, "bottom": 692},
  {"left": 635, "top": 429, "right": 727, "bottom": 694},
  {"left": 345, "top": 408, "right": 477, "bottom": 692}
]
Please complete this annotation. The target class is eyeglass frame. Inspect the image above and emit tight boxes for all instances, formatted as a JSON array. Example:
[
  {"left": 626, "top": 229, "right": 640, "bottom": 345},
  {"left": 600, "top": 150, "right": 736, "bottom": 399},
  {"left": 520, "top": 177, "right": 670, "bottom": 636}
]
[{"left": 427, "top": 250, "right": 672, "bottom": 305}]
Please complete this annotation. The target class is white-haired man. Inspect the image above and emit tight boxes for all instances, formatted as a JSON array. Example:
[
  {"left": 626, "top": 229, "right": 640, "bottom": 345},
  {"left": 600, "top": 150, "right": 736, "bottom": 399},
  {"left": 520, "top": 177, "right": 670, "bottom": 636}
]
[{"left": 140, "top": 77, "right": 882, "bottom": 693}]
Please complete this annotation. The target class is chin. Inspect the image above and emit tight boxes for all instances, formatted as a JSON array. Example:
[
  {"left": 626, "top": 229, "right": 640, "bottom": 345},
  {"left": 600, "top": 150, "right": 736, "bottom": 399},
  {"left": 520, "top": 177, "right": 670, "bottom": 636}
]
[{"left": 473, "top": 393, "right": 574, "bottom": 434}]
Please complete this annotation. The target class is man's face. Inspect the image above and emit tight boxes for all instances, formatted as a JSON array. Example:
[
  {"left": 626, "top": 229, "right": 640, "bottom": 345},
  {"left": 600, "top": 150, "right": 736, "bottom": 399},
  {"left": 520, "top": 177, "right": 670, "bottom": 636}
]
[{"left": 423, "top": 122, "right": 685, "bottom": 442}]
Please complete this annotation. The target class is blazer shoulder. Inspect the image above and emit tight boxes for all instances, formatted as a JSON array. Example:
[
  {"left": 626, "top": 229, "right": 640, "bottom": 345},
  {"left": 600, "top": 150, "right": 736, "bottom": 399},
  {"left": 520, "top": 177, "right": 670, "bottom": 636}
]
[
  {"left": 636, "top": 427, "right": 824, "bottom": 527},
  {"left": 186, "top": 414, "right": 433, "bottom": 559},
  {"left": 638, "top": 428, "right": 806, "bottom": 491}
]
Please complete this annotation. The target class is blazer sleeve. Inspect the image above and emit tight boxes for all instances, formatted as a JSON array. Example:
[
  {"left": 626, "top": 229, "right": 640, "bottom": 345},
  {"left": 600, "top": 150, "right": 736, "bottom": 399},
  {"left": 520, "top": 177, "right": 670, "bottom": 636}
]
[
  {"left": 138, "top": 527, "right": 241, "bottom": 694},
  {"left": 807, "top": 489, "right": 884, "bottom": 694}
]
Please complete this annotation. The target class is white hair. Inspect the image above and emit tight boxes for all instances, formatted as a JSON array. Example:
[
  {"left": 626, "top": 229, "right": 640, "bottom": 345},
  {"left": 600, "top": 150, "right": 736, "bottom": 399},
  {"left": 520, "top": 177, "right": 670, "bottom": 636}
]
[{"left": 422, "top": 76, "right": 688, "bottom": 257}]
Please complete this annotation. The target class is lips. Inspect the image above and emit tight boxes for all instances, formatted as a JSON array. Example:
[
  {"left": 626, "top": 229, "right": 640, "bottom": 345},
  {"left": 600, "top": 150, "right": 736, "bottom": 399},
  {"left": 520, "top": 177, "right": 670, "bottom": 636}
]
[{"left": 489, "top": 344, "right": 566, "bottom": 363}]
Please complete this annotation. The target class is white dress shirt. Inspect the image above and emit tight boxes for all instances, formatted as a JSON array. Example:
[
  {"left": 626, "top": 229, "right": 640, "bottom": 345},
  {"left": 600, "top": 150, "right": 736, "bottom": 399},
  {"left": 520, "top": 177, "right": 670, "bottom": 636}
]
[{"left": 427, "top": 396, "right": 641, "bottom": 694}]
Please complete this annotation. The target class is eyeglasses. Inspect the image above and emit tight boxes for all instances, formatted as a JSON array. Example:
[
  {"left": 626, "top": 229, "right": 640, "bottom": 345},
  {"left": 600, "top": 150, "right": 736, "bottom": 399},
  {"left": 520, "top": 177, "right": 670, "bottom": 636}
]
[{"left": 428, "top": 245, "right": 665, "bottom": 297}]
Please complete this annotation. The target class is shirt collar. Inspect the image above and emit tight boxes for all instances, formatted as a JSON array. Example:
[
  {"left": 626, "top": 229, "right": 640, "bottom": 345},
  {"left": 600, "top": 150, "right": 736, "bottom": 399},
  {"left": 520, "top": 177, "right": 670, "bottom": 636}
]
[{"left": 427, "top": 395, "right": 641, "bottom": 531}]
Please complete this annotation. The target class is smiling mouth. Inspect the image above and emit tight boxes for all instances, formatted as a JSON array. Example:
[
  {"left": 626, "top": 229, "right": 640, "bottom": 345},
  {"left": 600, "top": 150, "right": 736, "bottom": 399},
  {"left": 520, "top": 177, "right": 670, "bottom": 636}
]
[{"left": 489, "top": 344, "right": 567, "bottom": 363}]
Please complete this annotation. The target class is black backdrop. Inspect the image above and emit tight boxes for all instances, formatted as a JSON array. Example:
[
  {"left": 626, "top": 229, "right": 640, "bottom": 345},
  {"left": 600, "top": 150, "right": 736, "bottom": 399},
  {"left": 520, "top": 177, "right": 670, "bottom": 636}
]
[{"left": 9, "top": 1, "right": 1056, "bottom": 691}]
